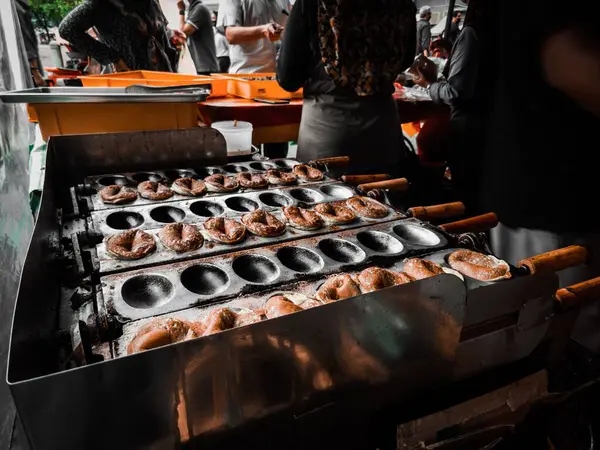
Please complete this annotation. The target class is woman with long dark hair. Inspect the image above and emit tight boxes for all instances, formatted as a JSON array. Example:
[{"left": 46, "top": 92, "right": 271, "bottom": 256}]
[
  {"left": 59, "top": 0, "right": 183, "bottom": 72},
  {"left": 276, "top": 0, "right": 416, "bottom": 174}
]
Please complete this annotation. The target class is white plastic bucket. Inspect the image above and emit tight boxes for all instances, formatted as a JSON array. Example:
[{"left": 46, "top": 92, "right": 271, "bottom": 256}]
[{"left": 211, "top": 121, "right": 253, "bottom": 156}]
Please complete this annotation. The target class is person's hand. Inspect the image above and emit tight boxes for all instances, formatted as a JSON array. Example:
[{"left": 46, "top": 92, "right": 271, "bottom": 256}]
[
  {"left": 115, "top": 59, "right": 130, "bottom": 73},
  {"left": 263, "top": 22, "right": 283, "bottom": 42},
  {"left": 170, "top": 28, "right": 187, "bottom": 45},
  {"left": 413, "top": 68, "right": 431, "bottom": 88},
  {"left": 31, "top": 68, "right": 47, "bottom": 87}
]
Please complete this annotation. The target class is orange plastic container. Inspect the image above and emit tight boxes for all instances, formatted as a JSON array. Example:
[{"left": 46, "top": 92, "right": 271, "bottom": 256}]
[
  {"left": 30, "top": 102, "right": 198, "bottom": 140},
  {"left": 79, "top": 70, "right": 228, "bottom": 97},
  {"left": 212, "top": 73, "right": 302, "bottom": 100}
]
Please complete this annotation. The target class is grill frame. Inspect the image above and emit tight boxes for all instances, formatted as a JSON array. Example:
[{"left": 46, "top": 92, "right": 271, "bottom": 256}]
[{"left": 7, "top": 128, "right": 564, "bottom": 450}]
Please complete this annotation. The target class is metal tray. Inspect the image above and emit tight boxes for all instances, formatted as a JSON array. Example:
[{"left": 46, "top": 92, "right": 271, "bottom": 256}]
[
  {"left": 99, "top": 218, "right": 449, "bottom": 323},
  {"left": 0, "top": 86, "right": 209, "bottom": 103},
  {"left": 94, "top": 197, "right": 405, "bottom": 274},
  {"left": 111, "top": 244, "right": 511, "bottom": 359},
  {"left": 89, "top": 183, "right": 361, "bottom": 235},
  {"left": 83, "top": 158, "right": 335, "bottom": 211}
]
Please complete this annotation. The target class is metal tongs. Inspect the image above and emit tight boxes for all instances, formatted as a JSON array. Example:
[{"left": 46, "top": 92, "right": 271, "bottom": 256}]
[{"left": 124, "top": 83, "right": 212, "bottom": 96}]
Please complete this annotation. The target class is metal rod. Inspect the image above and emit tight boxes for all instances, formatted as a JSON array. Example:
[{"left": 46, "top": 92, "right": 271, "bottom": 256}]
[{"left": 444, "top": 0, "right": 457, "bottom": 38}]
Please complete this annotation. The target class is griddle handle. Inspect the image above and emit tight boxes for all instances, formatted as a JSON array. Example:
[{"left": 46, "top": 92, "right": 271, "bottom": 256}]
[
  {"left": 439, "top": 212, "right": 498, "bottom": 234},
  {"left": 518, "top": 245, "right": 588, "bottom": 275},
  {"left": 408, "top": 202, "right": 465, "bottom": 222},
  {"left": 341, "top": 174, "right": 390, "bottom": 185},
  {"left": 555, "top": 276, "right": 600, "bottom": 311},
  {"left": 358, "top": 178, "right": 409, "bottom": 193},
  {"left": 309, "top": 156, "right": 350, "bottom": 168}
]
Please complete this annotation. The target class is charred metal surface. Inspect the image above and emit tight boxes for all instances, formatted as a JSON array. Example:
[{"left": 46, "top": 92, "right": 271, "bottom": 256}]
[
  {"left": 88, "top": 184, "right": 376, "bottom": 235},
  {"left": 83, "top": 159, "right": 337, "bottom": 211},
  {"left": 99, "top": 218, "right": 447, "bottom": 323},
  {"left": 7, "top": 129, "right": 566, "bottom": 450},
  {"left": 94, "top": 201, "right": 405, "bottom": 275}
]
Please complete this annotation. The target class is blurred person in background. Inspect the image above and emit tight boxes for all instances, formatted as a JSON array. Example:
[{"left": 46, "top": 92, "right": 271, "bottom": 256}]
[
  {"left": 217, "top": 0, "right": 289, "bottom": 74},
  {"left": 480, "top": 0, "right": 600, "bottom": 284},
  {"left": 59, "top": 0, "right": 185, "bottom": 72},
  {"left": 277, "top": 0, "right": 416, "bottom": 173},
  {"left": 416, "top": 5, "right": 432, "bottom": 56},
  {"left": 480, "top": 0, "right": 600, "bottom": 353},
  {"left": 181, "top": 0, "right": 218, "bottom": 75},
  {"left": 176, "top": 0, "right": 190, "bottom": 29},
  {"left": 212, "top": 11, "right": 230, "bottom": 73},
  {"left": 14, "top": 0, "right": 46, "bottom": 86},
  {"left": 413, "top": 0, "right": 490, "bottom": 212},
  {"left": 217, "top": 0, "right": 290, "bottom": 158},
  {"left": 446, "top": 10, "right": 462, "bottom": 45}
]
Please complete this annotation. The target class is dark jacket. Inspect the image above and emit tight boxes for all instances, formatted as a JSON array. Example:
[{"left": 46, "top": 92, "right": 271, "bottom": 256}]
[
  {"left": 480, "top": 0, "right": 600, "bottom": 232},
  {"left": 59, "top": 0, "right": 178, "bottom": 71},
  {"left": 416, "top": 19, "right": 431, "bottom": 54}
]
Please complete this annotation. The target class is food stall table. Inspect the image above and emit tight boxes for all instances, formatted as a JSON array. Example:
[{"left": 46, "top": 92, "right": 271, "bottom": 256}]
[
  {"left": 197, "top": 97, "right": 303, "bottom": 145},
  {"left": 198, "top": 96, "right": 449, "bottom": 145}
]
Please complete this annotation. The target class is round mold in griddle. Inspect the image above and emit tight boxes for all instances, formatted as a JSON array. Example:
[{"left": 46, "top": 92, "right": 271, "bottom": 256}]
[
  {"left": 149, "top": 206, "right": 185, "bottom": 224},
  {"left": 232, "top": 255, "right": 280, "bottom": 284},
  {"left": 225, "top": 196, "right": 259, "bottom": 212},
  {"left": 258, "top": 192, "right": 293, "bottom": 207},
  {"left": 274, "top": 159, "right": 297, "bottom": 169},
  {"left": 319, "top": 185, "right": 354, "bottom": 199},
  {"left": 105, "top": 211, "right": 145, "bottom": 230},
  {"left": 393, "top": 223, "right": 441, "bottom": 246},
  {"left": 356, "top": 231, "right": 404, "bottom": 254},
  {"left": 98, "top": 175, "right": 129, "bottom": 187},
  {"left": 130, "top": 172, "right": 163, "bottom": 183},
  {"left": 249, "top": 162, "right": 276, "bottom": 171},
  {"left": 121, "top": 274, "right": 174, "bottom": 309},
  {"left": 180, "top": 264, "right": 230, "bottom": 296},
  {"left": 193, "top": 167, "right": 223, "bottom": 178},
  {"left": 288, "top": 188, "right": 324, "bottom": 204},
  {"left": 223, "top": 164, "right": 249, "bottom": 174},
  {"left": 163, "top": 169, "right": 195, "bottom": 181},
  {"left": 276, "top": 247, "right": 324, "bottom": 273},
  {"left": 318, "top": 238, "right": 366, "bottom": 263},
  {"left": 190, "top": 200, "right": 224, "bottom": 217}
]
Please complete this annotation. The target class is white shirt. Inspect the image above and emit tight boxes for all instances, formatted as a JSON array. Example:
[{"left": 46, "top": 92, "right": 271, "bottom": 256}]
[
  {"left": 217, "top": 0, "right": 289, "bottom": 74},
  {"left": 214, "top": 27, "right": 230, "bottom": 58}
]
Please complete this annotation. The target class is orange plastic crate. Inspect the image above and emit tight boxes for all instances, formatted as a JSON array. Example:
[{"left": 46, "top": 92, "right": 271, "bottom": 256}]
[
  {"left": 30, "top": 102, "right": 199, "bottom": 140},
  {"left": 212, "top": 73, "right": 302, "bottom": 100},
  {"left": 79, "top": 70, "right": 227, "bottom": 98}
]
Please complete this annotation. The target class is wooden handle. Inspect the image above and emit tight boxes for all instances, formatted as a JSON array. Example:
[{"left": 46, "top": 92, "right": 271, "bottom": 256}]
[
  {"left": 357, "top": 178, "right": 409, "bottom": 193},
  {"left": 309, "top": 156, "right": 350, "bottom": 167},
  {"left": 341, "top": 174, "right": 390, "bottom": 186},
  {"left": 439, "top": 213, "right": 499, "bottom": 234},
  {"left": 408, "top": 202, "right": 465, "bottom": 222},
  {"left": 555, "top": 277, "right": 600, "bottom": 311},
  {"left": 518, "top": 245, "right": 588, "bottom": 275}
]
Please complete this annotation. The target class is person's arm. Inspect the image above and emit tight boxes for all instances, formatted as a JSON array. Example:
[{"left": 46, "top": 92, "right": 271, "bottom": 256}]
[
  {"left": 58, "top": 2, "right": 126, "bottom": 68},
  {"left": 421, "top": 28, "right": 479, "bottom": 106},
  {"left": 177, "top": 0, "right": 186, "bottom": 29},
  {"left": 226, "top": 26, "right": 276, "bottom": 44},
  {"left": 182, "top": 3, "right": 205, "bottom": 37},
  {"left": 542, "top": 28, "right": 600, "bottom": 119},
  {"left": 14, "top": 0, "right": 47, "bottom": 86},
  {"left": 276, "top": 0, "right": 311, "bottom": 92},
  {"left": 217, "top": 0, "right": 280, "bottom": 44}
]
